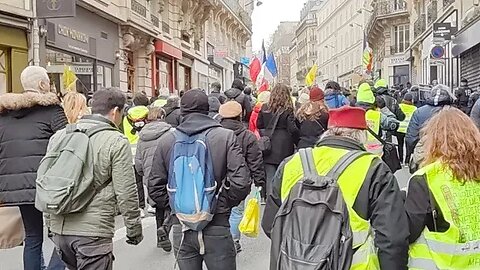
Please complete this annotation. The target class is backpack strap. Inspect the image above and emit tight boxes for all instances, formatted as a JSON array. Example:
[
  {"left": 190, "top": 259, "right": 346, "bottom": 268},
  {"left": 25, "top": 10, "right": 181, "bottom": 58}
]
[
  {"left": 299, "top": 148, "right": 318, "bottom": 178},
  {"left": 326, "top": 151, "right": 369, "bottom": 180}
]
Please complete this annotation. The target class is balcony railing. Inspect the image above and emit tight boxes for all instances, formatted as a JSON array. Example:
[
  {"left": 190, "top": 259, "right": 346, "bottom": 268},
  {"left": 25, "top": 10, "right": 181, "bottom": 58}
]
[
  {"left": 367, "top": 0, "right": 408, "bottom": 34},
  {"left": 427, "top": 0, "right": 438, "bottom": 25},
  {"left": 162, "top": 21, "right": 170, "bottom": 34},
  {"left": 222, "top": 0, "right": 252, "bottom": 30},
  {"left": 414, "top": 14, "right": 426, "bottom": 39},
  {"left": 443, "top": 0, "right": 454, "bottom": 9},
  {"left": 131, "top": 0, "right": 146, "bottom": 17},
  {"left": 151, "top": 14, "right": 159, "bottom": 28}
]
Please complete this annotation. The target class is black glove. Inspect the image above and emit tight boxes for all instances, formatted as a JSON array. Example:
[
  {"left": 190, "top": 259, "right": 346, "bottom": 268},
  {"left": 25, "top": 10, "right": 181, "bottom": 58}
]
[{"left": 126, "top": 233, "right": 143, "bottom": 246}]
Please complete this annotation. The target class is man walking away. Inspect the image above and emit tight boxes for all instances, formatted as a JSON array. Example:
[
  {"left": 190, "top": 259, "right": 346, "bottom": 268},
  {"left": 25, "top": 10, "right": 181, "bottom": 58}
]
[
  {"left": 218, "top": 101, "right": 266, "bottom": 253},
  {"left": 47, "top": 88, "right": 143, "bottom": 270},
  {"left": 162, "top": 95, "right": 181, "bottom": 127},
  {"left": 225, "top": 79, "right": 252, "bottom": 122},
  {"left": 262, "top": 106, "right": 409, "bottom": 270},
  {"left": 243, "top": 86, "right": 256, "bottom": 108},
  {"left": 374, "top": 79, "right": 405, "bottom": 122},
  {"left": 324, "top": 81, "right": 349, "bottom": 109},
  {"left": 0, "top": 66, "right": 67, "bottom": 270},
  {"left": 149, "top": 89, "right": 250, "bottom": 270},
  {"left": 396, "top": 94, "right": 417, "bottom": 165},
  {"left": 455, "top": 78, "right": 472, "bottom": 114},
  {"left": 208, "top": 82, "right": 226, "bottom": 104}
]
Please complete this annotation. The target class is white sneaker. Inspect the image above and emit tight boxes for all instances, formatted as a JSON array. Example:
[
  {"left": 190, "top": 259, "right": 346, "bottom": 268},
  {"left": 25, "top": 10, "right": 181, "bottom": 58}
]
[
  {"left": 146, "top": 205, "right": 156, "bottom": 214},
  {"left": 140, "top": 209, "right": 146, "bottom": 218}
]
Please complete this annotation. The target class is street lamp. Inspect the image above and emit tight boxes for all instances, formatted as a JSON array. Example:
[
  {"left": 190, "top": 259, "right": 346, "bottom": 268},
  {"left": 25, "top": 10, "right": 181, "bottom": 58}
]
[{"left": 245, "top": 0, "right": 263, "bottom": 8}]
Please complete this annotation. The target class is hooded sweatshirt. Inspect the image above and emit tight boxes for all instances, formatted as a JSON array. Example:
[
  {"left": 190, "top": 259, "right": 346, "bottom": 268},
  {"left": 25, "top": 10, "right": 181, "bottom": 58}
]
[
  {"left": 224, "top": 88, "right": 252, "bottom": 122},
  {"left": 324, "top": 88, "right": 349, "bottom": 109}
]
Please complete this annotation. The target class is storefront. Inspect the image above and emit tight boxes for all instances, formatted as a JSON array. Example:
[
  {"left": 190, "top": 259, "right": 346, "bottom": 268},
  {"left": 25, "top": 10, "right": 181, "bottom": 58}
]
[
  {"left": 0, "top": 25, "right": 28, "bottom": 93},
  {"left": 233, "top": 61, "right": 250, "bottom": 85},
  {"left": 207, "top": 53, "right": 229, "bottom": 92},
  {"left": 154, "top": 40, "right": 182, "bottom": 96},
  {"left": 42, "top": 6, "right": 119, "bottom": 94},
  {"left": 454, "top": 19, "right": 480, "bottom": 88},
  {"left": 194, "top": 59, "right": 209, "bottom": 92},
  {"left": 177, "top": 54, "right": 193, "bottom": 92},
  {"left": 388, "top": 54, "right": 410, "bottom": 87}
]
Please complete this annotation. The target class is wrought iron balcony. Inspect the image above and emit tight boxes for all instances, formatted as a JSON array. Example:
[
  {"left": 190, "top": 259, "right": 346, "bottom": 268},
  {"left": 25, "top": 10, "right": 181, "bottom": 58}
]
[
  {"left": 367, "top": 0, "right": 408, "bottom": 35},
  {"left": 151, "top": 14, "right": 159, "bottom": 28},
  {"left": 427, "top": 0, "right": 438, "bottom": 25},
  {"left": 162, "top": 21, "right": 170, "bottom": 34},
  {"left": 443, "top": 0, "right": 455, "bottom": 9},
  {"left": 222, "top": 0, "right": 252, "bottom": 30},
  {"left": 131, "top": 0, "right": 146, "bottom": 17},
  {"left": 414, "top": 14, "right": 426, "bottom": 39}
]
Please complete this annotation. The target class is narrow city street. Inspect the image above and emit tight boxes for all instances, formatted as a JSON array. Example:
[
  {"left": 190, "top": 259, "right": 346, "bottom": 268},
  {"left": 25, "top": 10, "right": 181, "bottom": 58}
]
[{"left": 0, "top": 168, "right": 410, "bottom": 270}]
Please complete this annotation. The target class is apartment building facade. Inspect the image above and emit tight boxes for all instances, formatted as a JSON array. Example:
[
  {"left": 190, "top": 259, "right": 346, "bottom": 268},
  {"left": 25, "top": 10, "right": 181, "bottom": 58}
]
[{"left": 269, "top": 21, "right": 298, "bottom": 85}]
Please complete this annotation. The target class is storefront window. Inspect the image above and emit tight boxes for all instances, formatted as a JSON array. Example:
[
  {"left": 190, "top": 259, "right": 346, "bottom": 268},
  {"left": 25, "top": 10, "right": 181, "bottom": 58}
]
[
  {"left": 157, "top": 58, "right": 172, "bottom": 96},
  {"left": 96, "top": 64, "right": 113, "bottom": 89},
  {"left": 0, "top": 48, "right": 8, "bottom": 94},
  {"left": 199, "top": 74, "right": 208, "bottom": 92},
  {"left": 45, "top": 48, "right": 94, "bottom": 94}
]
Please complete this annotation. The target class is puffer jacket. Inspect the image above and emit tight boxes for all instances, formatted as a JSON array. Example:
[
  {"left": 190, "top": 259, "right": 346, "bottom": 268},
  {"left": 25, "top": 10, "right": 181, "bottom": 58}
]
[
  {"left": 135, "top": 121, "right": 172, "bottom": 184},
  {"left": 46, "top": 115, "right": 142, "bottom": 238},
  {"left": 0, "top": 92, "right": 67, "bottom": 206},
  {"left": 221, "top": 118, "right": 265, "bottom": 188},
  {"left": 163, "top": 105, "right": 181, "bottom": 127},
  {"left": 406, "top": 86, "right": 453, "bottom": 150},
  {"left": 225, "top": 88, "right": 252, "bottom": 122}
]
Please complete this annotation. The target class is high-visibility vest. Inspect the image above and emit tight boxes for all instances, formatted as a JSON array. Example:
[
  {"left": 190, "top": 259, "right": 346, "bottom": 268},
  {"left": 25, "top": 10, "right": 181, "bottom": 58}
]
[
  {"left": 123, "top": 106, "right": 149, "bottom": 164},
  {"left": 281, "top": 146, "right": 380, "bottom": 270},
  {"left": 408, "top": 161, "right": 480, "bottom": 270},
  {"left": 398, "top": 103, "right": 417, "bottom": 134},
  {"left": 365, "top": 110, "right": 383, "bottom": 156}
]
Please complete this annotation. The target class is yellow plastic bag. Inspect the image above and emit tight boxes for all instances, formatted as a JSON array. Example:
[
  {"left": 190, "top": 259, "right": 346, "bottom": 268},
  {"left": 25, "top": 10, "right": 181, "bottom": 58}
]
[{"left": 239, "top": 196, "right": 260, "bottom": 238}]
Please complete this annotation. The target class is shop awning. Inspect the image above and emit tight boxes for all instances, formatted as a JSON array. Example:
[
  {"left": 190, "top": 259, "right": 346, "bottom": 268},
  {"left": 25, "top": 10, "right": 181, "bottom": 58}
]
[{"left": 155, "top": 40, "right": 182, "bottom": 59}]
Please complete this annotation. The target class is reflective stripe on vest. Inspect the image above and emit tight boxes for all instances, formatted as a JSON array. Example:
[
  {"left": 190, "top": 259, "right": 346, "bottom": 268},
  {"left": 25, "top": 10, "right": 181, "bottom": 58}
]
[
  {"left": 398, "top": 103, "right": 417, "bottom": 134},
  {"left": 351, "top": 234, "right": 380, "bottom": 270},
  {"left": 365, "top": 110, "right": 382, "bottom": 156},
  {"left": 408, "top": 161, "right": 480, "bottom": 269},
  {"left": 123, "top": 117, "right": 139, "bottom": 144},
  {"left": 281, "top": 146, "right": 379, "bottom": 270}
]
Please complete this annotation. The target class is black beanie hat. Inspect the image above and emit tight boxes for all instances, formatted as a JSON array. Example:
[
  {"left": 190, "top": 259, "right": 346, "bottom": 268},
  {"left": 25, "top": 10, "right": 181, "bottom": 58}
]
[{"left": 181, "top": 88, "right": 209, "bottom": 115}]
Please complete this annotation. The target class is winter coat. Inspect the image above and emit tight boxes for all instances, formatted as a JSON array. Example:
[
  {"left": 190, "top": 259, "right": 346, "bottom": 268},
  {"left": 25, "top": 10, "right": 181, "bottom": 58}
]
[
  {"left": 135, "top": 121, "right": 172, "bottom": 184},
  {"left": 262, "top": 136, "right": 409, "bottom": 270},
  {"left": 208, "top": 91, "right": 227, "bottom": 104},
  {"left": 468, "top": 91, "right": 480, "bottom": 115},
  {"left": 0, "top": 92, "right": 67, "bottom": 206},
  {"left": 257, "top": 105, "right": 299, "bottom": 165},
  {"left": 471, "top": 98, "right": 480, "bottom": 130},
  {"left": 249, "top": 103, "right": 263, "bottom": 138},
  {"left": 46, "top": 115, "right": 142, "bottom": 238},
  {"left": 163, "top": 105, "right": 181, "bottom": 127},
  {"left": 376, "top": 87, "right": 406, "bottom": 121},
  {"left": 224, "top": 88, "right": 252, "bottom": 122},
  {"left": 148, "top": 113, "right": 250, "bottom": 227},
  {"left": 208, "top": 96, "right": 221, "bottom": 120},
  {"left": 324, "top": 88, "right": 350, "bottom": 109},
  {"left": 221, "top": 118, "right": 266, "bottom": 188},
  {"left": 455, "top": 85, "right": 472, "bottom": 114},
  {"left": 296, "top": 113, "right": 329, "bottom": 149},
  {"left": 405, "top": 88, "right": 453, "bottom": 150}
]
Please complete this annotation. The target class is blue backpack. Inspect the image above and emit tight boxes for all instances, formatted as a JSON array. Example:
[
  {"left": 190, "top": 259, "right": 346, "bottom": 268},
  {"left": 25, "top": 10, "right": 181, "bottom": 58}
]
[{"left": 167, "top": 129, "right": 218, "bottom": 231}]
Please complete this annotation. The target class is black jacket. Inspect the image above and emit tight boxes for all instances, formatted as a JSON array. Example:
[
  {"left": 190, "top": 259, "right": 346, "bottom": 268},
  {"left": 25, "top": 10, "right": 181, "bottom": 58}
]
[
  {"left": 208, "top": 91, "right": 227, "bottom": 104},
  {"left": 163, "top": 105, "right": 181, "bottom": 127},
  {"left": 224, "top": 88, "right": 252, "bottom": 122},
  {"left": 455, "top": 85, "right": 472, "bottom": 114},
  {"left": 296, "top": 113, "right": 329, "bottom": 149},
  {"left": 148, "top": 113, "right": 250, "bottom": 227},
  {"left": 257, "top": 105, "right": 299, "bottom": 165},
  {"left": 262, "top": 137, "right": 409, "bottom": 270},
  {"left": 376, "top": 87, "right": 406, "bottom": 121},
  {"left": 221, "top": 118, "right": 266, "bottom": 188},
  {"left": 0, "top": 92, "right": 68, "bottom": 206}
]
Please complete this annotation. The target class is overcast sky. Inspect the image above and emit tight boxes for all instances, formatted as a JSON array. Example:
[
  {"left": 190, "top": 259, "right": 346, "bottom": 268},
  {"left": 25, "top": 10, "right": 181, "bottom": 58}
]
[{"left": 251, "top": 0, "right": 308, "bottom": 51}]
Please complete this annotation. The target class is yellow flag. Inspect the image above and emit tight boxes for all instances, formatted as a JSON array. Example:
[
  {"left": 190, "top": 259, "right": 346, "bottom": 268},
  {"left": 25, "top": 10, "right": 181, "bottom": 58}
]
[
  {"left": 305, "top": 64, "right": 318, "bottom": 87},
  {"left": 62, "top": 66, "right": 77, "bottom": 92}
]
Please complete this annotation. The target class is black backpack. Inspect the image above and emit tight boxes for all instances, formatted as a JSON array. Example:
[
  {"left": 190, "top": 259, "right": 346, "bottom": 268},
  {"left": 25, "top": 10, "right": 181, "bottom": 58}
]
[{"left": 270, "top": 148, "right": 367, "bottom": 270}]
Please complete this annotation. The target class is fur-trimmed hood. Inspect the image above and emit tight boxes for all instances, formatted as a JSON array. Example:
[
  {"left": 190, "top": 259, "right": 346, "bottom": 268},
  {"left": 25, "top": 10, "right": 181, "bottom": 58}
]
[{"left": 0, "top": 92, "right": 60, "bottom": 115}]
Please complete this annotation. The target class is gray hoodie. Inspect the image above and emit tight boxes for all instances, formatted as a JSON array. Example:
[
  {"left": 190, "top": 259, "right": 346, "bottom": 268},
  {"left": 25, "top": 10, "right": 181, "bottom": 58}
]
[{"left": 135, "top": 121, "right": 172, "bottom": 183}]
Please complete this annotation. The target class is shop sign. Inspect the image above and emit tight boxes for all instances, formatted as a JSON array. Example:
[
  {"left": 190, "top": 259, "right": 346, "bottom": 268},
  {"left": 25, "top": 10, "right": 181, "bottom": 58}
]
[
  {"left": 389, "top": 54, "right": 408, "bottom": 66},
  {"left": 37, "top": 0, "right": 76, "bottom": 18},
  {"left": 58, "top": 25, "right": 88, "bottom": 43},
  {"left": 433, "top": 23, "right": 457, "bottom": 41}
]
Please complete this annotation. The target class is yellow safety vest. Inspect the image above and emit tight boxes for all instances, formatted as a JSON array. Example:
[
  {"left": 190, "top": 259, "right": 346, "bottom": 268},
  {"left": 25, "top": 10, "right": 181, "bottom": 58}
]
[
  {"left": 398, "top": 103, "right": 417, "bottom": 134},
  {"left": 365, "top": 110, "right": 382, "bottom": 156},
  {"left": 408, "top": 161, "right": 480, "bottom": 270},
  {"left": 123, "top": 106, "right": 148, "bottom": 164},
  {"left": 281, "top": 146, "right": 380, "bottom": 270}
]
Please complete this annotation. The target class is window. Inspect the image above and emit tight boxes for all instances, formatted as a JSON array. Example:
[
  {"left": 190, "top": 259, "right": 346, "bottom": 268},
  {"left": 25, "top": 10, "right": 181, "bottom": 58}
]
[{"left": 393, "top": 24, "right": 410, "bottom": 54}]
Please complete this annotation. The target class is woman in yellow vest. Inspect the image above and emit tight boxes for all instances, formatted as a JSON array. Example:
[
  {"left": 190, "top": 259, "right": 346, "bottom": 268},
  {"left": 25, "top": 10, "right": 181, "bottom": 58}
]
[
  {"left": 395, "top": 93, "right": 417, "bottom": 165},
  {"left": 405, "top": 107, "right": 480, "bottom": 270}
]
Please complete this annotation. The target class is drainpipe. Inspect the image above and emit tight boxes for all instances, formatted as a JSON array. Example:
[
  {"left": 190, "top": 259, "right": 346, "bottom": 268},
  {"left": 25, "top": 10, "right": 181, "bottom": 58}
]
[{"left": 32, "top": 0, "right": 40, "bottom": 66}]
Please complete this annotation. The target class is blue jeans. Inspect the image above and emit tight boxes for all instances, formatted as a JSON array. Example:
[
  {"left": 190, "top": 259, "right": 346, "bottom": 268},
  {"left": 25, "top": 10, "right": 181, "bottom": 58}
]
[
  {"left": 229, "top": 201, "right": 246, "bottom": 241},
  {"left": 19, "top": 205, "right": 65, "bottom": 270}
]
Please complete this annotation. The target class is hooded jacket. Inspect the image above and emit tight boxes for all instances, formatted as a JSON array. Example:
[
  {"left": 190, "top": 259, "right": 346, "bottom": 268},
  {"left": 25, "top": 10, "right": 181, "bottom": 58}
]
[
  {"left": 262, "top": 136, "right": 409, "bottom": 270},
  {"left": 148, "top": 113, "right": 250, "bottom": 227},
  {"left": 0, "top": 92, "right": 67, "bottom": 206},
  {"left": 224, "top": 88, "right": 252, "bottom": 122},
  {"left": 375, "top": 87, "right": 406, "bottom": 121},
  {"left": 135, "top": 121, "right": 172, "bottom": 184},
  {"left": 324, "top": 88, "right": 349, "bottom": 109},
  {"left": 46, "top": 115, "right": 142, "bottom": 239},
  {"left": 163, "top": 104, "right": 181, "bottom": 127},
  {"left": 221, "top": 118, "right": 266, "bottom": 188},
  {"left": 208, "top": 91, "right": 227, "bottom": 105},
  {"left": 405, "top": 86, "right": 453, "bottom": 149},
  {"left": 208, "top": 96, "right": 221, "bottom": 119}
]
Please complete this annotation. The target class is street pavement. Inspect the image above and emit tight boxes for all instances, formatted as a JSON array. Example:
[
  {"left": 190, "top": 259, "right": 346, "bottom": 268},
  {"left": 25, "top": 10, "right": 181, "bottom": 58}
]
[{"left": 0, "top": 167, "right": 410, "bottom": 270}]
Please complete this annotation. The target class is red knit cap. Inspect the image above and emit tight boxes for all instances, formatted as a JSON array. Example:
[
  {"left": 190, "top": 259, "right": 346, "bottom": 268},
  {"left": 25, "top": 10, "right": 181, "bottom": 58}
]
[
  {"left": 309, "top": 86, "right": 325, "bottom": 102},
  {"left": 328, "top": 106, "right": 367, "bottom": 130}
]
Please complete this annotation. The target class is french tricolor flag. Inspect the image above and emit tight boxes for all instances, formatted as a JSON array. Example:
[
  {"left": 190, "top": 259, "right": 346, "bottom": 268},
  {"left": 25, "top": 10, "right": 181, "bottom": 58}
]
[{"left": 250, "top": 40, "right": 277, "bottom": 92}]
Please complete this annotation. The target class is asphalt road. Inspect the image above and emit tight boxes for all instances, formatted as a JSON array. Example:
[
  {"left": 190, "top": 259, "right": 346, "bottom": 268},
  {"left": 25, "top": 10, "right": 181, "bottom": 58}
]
[{"left": 0, "top": 167, "right": 410, "bottom": 270}]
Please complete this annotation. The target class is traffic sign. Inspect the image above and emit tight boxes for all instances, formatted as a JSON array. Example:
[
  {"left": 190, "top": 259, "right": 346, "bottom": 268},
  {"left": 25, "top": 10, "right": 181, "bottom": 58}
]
[
  {"left": 431, "top": 46, "right": 445, "bottom": 59},
  {"left": 433, "top": 23, "right": 458, "bottom": 40}
]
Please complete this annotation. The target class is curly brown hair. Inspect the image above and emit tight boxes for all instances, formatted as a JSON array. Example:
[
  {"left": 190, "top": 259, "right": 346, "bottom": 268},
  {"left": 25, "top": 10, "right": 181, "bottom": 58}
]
[
  {"left": 296, "top": 100, "right": 328, "bottom": 122},
  {"left": 268, "top": 83, "right": 294, "bottom": 113},
  {"left": 422, "top": 107, "right": 480, "bottom": 182}
]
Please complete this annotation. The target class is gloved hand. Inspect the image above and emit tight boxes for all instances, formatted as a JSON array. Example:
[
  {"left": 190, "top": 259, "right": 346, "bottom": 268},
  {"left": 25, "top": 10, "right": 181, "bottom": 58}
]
[{"left": 126, "top": 233, "right": 143, "bottom": 245}]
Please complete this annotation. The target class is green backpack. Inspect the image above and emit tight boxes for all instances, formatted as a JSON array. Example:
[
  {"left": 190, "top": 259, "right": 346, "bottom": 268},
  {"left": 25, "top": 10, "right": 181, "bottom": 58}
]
[{"left": 35, "top": 124, "right": 117, "bottom": 215}]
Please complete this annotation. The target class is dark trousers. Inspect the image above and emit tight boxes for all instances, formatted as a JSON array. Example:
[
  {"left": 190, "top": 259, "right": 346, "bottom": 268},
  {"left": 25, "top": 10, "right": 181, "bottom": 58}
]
[
  {"left": 134, "top": 166, "right": 145, "bottom": 209},
  {"left": 52, "top": 235, "right": 113, "bottom": 270},
  {"left": 172, "top": 225, "right": 236, "bottom": 270},
  {"left": 155, "top": 207, "right": 171, "bottom": 232},
  {"left": 18, "top": 205, "right": 64, "bottom": 270},
  {"left": 264, "top": 164, "right": 278, "bottom": 198},
  {"left": 395, "top": 132, "right": 406, "bottom": 163}
]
